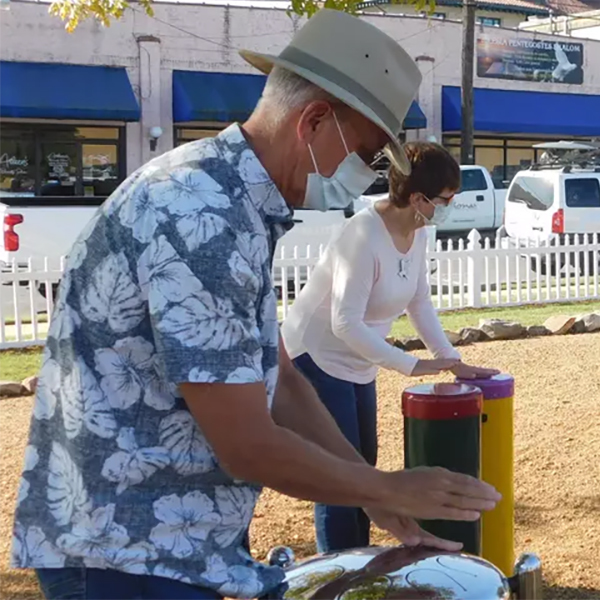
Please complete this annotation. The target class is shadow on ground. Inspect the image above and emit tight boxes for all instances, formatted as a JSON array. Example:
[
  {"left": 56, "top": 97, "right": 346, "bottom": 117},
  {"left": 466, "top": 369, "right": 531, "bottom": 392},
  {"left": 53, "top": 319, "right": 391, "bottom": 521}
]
[{"left": 544, "top": 583, "right": 600, "bottom": 599}]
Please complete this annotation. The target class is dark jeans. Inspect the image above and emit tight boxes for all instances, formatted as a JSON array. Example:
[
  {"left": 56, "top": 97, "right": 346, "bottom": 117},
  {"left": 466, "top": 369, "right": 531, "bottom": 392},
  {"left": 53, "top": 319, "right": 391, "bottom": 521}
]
[
  {"left": 36, "top": 568, "right": 221, "bottom": 600},
  {"left": 292, "top": 353, "right": 378, "bottom": 554}
]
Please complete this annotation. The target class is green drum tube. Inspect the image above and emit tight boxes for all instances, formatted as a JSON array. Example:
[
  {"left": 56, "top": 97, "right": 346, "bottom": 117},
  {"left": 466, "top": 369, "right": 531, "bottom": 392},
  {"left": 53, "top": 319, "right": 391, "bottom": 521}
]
[{"left": 402, "top": 382, "right": 483, "bottom": 555}]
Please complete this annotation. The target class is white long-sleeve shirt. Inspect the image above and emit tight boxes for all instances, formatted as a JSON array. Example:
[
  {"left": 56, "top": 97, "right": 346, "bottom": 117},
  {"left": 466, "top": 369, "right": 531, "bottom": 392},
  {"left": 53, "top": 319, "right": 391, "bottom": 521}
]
[{"left": 281, "top": 205, "right": 460, "bottom": 384}]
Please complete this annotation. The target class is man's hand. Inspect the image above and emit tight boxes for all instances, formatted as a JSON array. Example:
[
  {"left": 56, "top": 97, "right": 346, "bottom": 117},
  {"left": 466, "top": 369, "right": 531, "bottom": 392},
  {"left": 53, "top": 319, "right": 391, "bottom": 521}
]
[
  {"left": 411, "top": 358, "right": 460, "bottom": 377},
  {"left": 380, "top": 466, "right": 500, "bottom": 521},
  {"left": 451, "top": 362, "right": 500, "bottom": 380},
  {"left": 365, "top": 508, "right": 462, "bottom": 551}
]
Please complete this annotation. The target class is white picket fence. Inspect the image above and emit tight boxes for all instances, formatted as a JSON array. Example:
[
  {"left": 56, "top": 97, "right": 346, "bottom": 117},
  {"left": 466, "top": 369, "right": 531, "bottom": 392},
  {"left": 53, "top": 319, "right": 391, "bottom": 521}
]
[{"left": 2, "top": 230, "right": 600, "bottom": 349}]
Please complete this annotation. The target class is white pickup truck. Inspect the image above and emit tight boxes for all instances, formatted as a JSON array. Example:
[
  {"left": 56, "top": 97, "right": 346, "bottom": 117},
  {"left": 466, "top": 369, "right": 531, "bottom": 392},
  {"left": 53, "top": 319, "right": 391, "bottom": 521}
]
[
  {"left": 0, "top": 195, "right": 353, "bottom": 299},
  {"left": 355, "top": 165, "right": 508, "bottom": 239}
]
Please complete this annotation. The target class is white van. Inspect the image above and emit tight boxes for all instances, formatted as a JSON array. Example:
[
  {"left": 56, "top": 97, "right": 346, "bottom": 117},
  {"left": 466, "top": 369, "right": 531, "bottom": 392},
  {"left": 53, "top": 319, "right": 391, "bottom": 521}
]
[{"left": 504, "top": 144, "right": 600, "bottom": 274}]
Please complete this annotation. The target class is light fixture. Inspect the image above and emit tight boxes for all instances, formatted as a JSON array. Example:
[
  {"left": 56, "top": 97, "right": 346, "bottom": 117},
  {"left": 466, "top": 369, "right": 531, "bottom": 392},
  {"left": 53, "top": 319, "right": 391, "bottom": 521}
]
[{"left": 149, "top": 126, "right": 163, "bottom": 152}]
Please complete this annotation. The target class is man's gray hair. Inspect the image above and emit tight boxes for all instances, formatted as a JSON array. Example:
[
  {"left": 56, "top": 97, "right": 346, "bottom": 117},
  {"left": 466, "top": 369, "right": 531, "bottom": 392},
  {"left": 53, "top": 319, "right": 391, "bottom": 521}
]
[{"left": 257, "top": 66, "right": 334, "bottom": 125}]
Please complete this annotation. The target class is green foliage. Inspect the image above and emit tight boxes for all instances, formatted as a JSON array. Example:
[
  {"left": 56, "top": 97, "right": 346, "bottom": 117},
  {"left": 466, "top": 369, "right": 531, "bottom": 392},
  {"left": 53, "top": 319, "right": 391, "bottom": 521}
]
[{"left": 49, "top": 0, "right": 154, "bottom": 32}]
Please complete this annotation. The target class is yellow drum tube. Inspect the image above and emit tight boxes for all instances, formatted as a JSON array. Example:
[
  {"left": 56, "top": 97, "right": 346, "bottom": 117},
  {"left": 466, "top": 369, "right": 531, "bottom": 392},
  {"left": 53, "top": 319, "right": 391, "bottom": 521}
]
[{"left": 457, "top": 374, "right": 515, "bottom": 576}]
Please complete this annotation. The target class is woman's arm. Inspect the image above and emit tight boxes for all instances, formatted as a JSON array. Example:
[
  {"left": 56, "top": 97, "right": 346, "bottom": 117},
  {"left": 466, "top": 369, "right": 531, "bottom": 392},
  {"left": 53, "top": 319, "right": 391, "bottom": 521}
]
[{"left": 405, "top": 240, "right": 461, "bottom": 361}]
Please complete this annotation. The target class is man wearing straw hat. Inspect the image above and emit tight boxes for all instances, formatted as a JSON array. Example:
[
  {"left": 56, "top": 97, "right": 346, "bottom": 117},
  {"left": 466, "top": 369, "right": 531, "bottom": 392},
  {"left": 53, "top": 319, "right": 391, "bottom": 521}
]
[{"left": 12, "top": 9, "right": 500, "bottom": 599}]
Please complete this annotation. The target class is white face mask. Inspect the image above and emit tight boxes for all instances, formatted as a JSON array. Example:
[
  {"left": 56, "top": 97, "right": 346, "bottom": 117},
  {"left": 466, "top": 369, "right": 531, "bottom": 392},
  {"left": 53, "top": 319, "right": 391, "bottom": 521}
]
[
  {"left": 303, "top": 113, "right": 378, "bottom": 212},
  {"left": 418, "top": 195, "right": 453, "bottom": 226}
]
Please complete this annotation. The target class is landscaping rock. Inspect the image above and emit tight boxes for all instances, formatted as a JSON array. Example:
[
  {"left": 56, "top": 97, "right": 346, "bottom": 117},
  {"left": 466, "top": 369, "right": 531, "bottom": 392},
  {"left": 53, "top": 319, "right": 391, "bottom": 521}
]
[
  {"left": 527, "top": 325, "right": 551, "bottom": 338},
  {"left": 22, "top": 376, "right": 38, "bottom": 395},
  {"left": 544, "top": 315, "right": 576, "bottom": 335},
  {"left": 402, "top": 337, "right": 426, "bottom": 351},
  {"left": 571, "top": 319, "right": 587, "bottom": 335},
  {"left": 0, "top": 381, "right": 26, "bottom": 398},
  {"left": 574, "top": 312, "right": 600, "bottom": 334},
  {"left": 479, "top": 319, "right": 525, "bottom": 341},
  {"left": 459, "top": 327, "right": 485, "bottom": 345},
  {"left": 445, "top": 330, "right": 462, "bottom": 346}
]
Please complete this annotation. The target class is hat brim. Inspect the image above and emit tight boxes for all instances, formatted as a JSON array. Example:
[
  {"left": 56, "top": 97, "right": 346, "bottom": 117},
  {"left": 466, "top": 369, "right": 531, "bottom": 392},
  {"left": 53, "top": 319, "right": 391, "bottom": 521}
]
[{"left": 240, "top": 49, "right": 412, "bottom": 175}]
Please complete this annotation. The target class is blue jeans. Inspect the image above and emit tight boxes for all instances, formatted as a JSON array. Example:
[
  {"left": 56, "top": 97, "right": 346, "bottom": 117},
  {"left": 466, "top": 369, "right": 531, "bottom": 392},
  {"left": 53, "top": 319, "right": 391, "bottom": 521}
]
[
  {"left": 292, "top": 353, "right": 378, "bottom": 554},
  {"left": 35, "top": 568, "right": 221, "bottom": 599}
]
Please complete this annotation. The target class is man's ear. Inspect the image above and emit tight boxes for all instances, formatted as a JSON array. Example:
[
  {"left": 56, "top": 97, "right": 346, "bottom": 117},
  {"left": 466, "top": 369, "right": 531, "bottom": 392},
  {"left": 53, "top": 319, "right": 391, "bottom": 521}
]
[{"left": 296, "top": 101, "right": 333, "bottom": 145}]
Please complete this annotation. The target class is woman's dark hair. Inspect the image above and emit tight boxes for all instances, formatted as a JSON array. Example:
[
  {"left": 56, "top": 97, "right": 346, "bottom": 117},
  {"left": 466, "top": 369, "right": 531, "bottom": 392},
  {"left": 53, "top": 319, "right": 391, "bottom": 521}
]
[{"left": 388, "top": 142, "right": 461, "bottom": 208}]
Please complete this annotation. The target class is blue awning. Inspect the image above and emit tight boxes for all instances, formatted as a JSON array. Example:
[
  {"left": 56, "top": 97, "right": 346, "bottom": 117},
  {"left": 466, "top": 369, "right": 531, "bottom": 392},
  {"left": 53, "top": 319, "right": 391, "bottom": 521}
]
[
  {"left": 173, "top": 70, "right": 428, "bottom": 129},
  {"left": 404, "top": 101, "right": 427, "bottom": 130},
  {"left": 0, "top": 61, "right": 140, "bottom": 121},
  {"left": 173, "top": 71, "right": 267, "bottom": 123},
  {"left": 442, "top": 85, "right": 600, "bottom": 136}
]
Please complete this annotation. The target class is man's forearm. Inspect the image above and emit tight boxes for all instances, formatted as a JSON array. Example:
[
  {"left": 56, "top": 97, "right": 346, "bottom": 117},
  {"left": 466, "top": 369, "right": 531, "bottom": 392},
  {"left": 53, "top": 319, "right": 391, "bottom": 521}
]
[{"left": 272, "top": 366, "right": 365, "bottom": 465}]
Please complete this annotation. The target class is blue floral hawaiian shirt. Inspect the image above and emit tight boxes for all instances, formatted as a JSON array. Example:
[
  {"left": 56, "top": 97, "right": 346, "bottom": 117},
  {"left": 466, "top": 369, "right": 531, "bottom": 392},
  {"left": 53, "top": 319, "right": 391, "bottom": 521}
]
[{"left": 11, "top": 124, "right": 294, "bottom": 598}]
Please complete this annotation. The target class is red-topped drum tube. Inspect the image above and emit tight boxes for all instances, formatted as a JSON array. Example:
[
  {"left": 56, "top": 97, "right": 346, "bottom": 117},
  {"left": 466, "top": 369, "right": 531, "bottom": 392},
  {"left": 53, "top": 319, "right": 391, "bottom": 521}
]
[{"left": 402, "top": 382, "right": 483, "bottom": 555}]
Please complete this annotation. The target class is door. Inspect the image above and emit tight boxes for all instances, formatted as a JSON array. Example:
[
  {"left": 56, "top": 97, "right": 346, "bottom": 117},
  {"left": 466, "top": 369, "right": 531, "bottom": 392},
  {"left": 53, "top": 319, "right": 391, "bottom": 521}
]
[{"left": 442, "top": 167, "right": 494, "bottom": 232}]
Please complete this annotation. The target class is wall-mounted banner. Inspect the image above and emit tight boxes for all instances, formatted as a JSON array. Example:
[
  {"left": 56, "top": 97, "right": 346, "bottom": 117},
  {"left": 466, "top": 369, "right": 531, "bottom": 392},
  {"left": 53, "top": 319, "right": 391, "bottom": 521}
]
[{"left": 477, "top": 37, "right": 583, "bottom": 84}]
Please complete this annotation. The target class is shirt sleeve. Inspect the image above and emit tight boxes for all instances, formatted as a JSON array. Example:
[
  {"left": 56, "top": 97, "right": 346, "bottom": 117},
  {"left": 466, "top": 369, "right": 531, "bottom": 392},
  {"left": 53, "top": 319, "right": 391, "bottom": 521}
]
[
  {"left": 329, "top": 222, "right": 421, "bottom": 376},
  {"left": 405, "top": 238, "right": 461, "bottom": 362},
  {"left": 137, "top": 229, "right": 264, "bottom": 386}
]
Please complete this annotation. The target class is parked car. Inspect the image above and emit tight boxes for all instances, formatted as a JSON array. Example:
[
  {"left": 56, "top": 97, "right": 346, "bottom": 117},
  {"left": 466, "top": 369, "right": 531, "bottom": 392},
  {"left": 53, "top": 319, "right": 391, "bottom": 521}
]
[
  {"left": 355, "top": 165, "right": 507, "bottom": 239},
  {"left": 0, "top": 195, "right": 353, "bottom": 300},
  {"left": 504, "top": 141, "right": 600, "bottom": 275}
]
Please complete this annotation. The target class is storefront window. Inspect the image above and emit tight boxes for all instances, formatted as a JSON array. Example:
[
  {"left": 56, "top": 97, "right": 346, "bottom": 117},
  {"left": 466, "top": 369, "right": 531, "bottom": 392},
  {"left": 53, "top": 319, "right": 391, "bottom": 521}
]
[
  {"left": 176, "top": 127, "right": 223, "bottom": 146},
  {"left": 0, "top": 124, "right": 124, "bottom": 198},
  {"left": 474, "top": 146, "right": 505, "bottom": 188},
  {"left": 0, "top": 136, "right": 36, "bottom": 197}
]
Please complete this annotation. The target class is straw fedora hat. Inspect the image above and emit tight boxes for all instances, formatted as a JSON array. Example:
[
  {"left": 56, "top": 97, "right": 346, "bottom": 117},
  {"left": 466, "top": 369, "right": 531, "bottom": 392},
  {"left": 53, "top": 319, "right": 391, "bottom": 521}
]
[{"left": 240, "top": 9, "right": 422, "bottom": 174}]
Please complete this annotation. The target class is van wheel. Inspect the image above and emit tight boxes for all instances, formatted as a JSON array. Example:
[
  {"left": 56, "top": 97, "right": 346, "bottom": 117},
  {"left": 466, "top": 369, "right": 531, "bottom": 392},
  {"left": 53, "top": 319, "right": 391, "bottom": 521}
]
[{"left": 38, "top": 282, "right": 60, "bottom": 301}]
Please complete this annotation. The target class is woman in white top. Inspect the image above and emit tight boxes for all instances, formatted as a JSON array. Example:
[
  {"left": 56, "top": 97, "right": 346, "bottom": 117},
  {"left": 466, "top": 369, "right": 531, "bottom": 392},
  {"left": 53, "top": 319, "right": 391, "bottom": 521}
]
[{"left": 281, "top": 142, "right": 498, "bottom": 553}]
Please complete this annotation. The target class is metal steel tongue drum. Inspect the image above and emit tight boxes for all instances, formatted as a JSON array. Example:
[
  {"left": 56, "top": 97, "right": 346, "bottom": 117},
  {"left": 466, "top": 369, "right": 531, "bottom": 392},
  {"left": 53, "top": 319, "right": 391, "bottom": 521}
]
[{"left": 266, "top": 545, "right": 543, "bottom": 600}]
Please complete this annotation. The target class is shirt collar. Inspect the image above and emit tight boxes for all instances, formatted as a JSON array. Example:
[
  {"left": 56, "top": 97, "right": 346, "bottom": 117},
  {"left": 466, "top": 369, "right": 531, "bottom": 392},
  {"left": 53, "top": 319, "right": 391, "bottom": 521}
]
[{"left": 218, "top": 124, "right": 294, "bottom": 232}]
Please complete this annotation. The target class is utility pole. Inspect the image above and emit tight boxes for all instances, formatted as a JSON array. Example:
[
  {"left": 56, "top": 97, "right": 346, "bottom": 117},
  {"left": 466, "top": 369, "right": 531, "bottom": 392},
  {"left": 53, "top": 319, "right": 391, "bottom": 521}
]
[{"left": 461, "top": 0, "right": 476, "bottom": 165}]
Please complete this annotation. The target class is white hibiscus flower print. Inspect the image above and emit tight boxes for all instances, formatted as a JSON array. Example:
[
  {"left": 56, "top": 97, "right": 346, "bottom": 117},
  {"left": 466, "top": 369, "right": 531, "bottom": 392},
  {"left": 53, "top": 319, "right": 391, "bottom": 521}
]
[
  {"left": 188, "top": 369, "right": 217, "bottom": 383},
  {"left": 177, "top": 211, "right": 229, "bottom": 253},
  {"left": 119, "top": 182, "right": 168, "bottom": 243},
  {"left": 17, "top": 445, "right": 41, "bottom": 506},
  {"left": 101, "top": 541, "right": 158, "bottom": 575},
  {"left": 11, "top": 524, "right": 66, "bottom": 568},
  {"left": 33, "top": 356, "right": 61, "bottom": 421},
  {"left": 159, "top": 411, "right": 216, "bottom": 476},
  {"left": 228, "top": 251, "right": 259, "bottom": 295},
  {"left": 153, "top": 564, "right": 191, "bottom": 584},
  {"left": 149, "top": 492, "right": 221, "bottom": 559},
  {"left": 65, "top": 210, "right": 101, "bottom": 271},
  {"left": 47, "top": 442, "right": 92, "bottom": 526},
  {"left": 264, "top": 366, "right": 279, "bottom": 407},
  {"left": 157, "top": 292, "right": 247, "bottom": 351},
  {"left": 56, "top": 504, "right": 130, "bottom": 564},
  {"left": 94, "top": 336, "right": 174, "bottom": 412},
  {"left": 102, "top": 427, "right": 170, "bottom": 495},
  {"left": 60, "top": 358, "right": 117, "bottom": 440},
  {"left": 80, "top": 251, "right": 145, "bottom": 334},
  {"left": 213, "top": 487, "right": 258, "bottom": 548},
  {"left": 137, "top": 235, "right": 204, "bottom": 313},
  {"left": 201, "top": 552, "right": 229, "bottom": 584},
  {"left": 219, "top": 565, "right": 263, "bottom": 599},
  {"left": 259, "top": 291, "right": 279, "bottom": 348},
  {"left": 16, "top": 479, "right": 30, "bottom": 508},
  {"left": 150, "top": 167, "right": 231, "bottom": 216},
  {"left": 236, "top": 232, "right": 268, "bottom": 272}
]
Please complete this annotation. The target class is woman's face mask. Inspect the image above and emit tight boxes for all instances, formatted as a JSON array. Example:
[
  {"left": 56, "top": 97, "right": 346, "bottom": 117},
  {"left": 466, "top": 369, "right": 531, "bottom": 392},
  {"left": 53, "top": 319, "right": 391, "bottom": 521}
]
[
  {"left": 417, "top": 193, "right": 454, "bottom": 227},
  {"left": 303, "top": 113, "right": 378, "bottom": 212}
]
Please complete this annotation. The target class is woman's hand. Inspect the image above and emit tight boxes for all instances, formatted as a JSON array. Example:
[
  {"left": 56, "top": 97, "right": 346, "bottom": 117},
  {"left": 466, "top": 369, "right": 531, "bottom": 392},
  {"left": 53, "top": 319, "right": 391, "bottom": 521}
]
[
  {"left": 451, "top": 362, "right": 500, "bottom": 380},
  {"left": 412, "top": 358, "right": 460, "bottom": 377}
]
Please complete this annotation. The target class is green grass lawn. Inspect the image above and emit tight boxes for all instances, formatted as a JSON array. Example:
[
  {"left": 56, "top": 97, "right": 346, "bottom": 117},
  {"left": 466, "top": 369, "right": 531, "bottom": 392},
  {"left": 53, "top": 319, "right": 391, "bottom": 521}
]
[
  {"left": 2, "top": 300, "right": 600, "bottom": 382},
  {"left": 389, "top": 300, "right": 600, "bottom": 339},
  {"left": 0, "top": 348, "right": 44, "bottom": 382}
]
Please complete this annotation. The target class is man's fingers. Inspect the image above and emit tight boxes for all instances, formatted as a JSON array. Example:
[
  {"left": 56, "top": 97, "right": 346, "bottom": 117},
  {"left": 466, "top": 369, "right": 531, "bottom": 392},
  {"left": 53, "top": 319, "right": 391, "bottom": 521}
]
[
  {"left": 418, "top": 529, "right": 464, "bottom": 552},
  {"left": 445, "top": 472, "right": 502, "bottom": 502},
  {"left": 442, "top": 493, "right": 498, "bottom": 512}
]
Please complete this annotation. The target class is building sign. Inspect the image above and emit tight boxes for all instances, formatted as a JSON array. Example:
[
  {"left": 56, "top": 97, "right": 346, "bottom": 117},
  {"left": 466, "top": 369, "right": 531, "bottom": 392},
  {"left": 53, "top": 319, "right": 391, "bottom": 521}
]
[
  {"left": 477, "top": 37, "right": 583, "bottom": 84},
  {"left": 0, "top": 153, "right": 29, "bottom": 176},
  {"left": 47, "top": 152, "right": 71, "bottom": 177}
]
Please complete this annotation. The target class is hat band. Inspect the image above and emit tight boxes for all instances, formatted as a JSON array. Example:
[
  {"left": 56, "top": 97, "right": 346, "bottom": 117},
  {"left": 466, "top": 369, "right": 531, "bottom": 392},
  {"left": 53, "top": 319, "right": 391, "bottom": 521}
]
[{"left": 279, "top": 46, "right": 402, "bottom": 134}]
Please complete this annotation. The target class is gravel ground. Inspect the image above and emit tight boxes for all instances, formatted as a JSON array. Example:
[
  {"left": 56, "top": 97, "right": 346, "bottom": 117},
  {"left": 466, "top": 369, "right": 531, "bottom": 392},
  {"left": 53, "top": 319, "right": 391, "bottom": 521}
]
[{"left": 1, "top": 334, "right": 599, "bottom": 599}]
